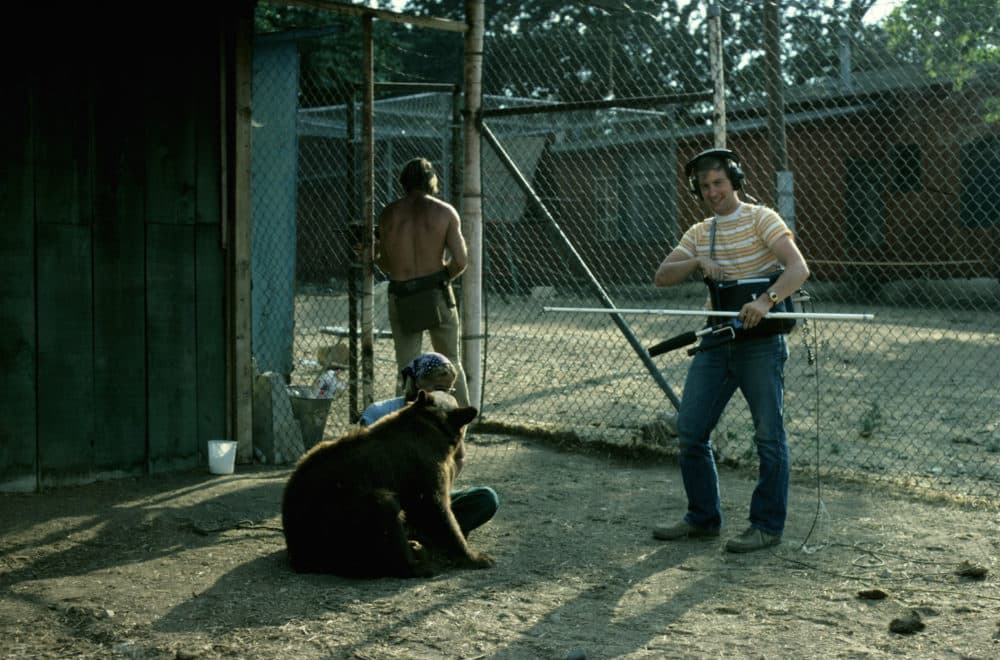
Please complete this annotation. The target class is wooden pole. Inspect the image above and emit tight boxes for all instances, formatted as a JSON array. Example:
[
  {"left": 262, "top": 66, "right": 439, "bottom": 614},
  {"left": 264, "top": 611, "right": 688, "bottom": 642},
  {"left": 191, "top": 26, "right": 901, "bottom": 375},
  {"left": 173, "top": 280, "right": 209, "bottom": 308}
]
[
  {"left": 461, "top": 0, "right": 484, "bottom": 409},
  {"left": 764, "top": 1, "right": 787, "bottom": 172},
  {"left": 707, "top": 2, "right": 726, "bottom": 148},
  {"left": 451, "top": 86, "right": 462, "bottom": 212},
  {"left": 346, "top": 88, "right": 360, "bottom": 421},
  {"left": 764, "top": 1, "right": 795, "bottom": 231},
  {"left": 361, "top": 15, "right": 375, "bottom": 409},
  {"left": 231, "top": 1, "right": 254, "bottom": 462}
]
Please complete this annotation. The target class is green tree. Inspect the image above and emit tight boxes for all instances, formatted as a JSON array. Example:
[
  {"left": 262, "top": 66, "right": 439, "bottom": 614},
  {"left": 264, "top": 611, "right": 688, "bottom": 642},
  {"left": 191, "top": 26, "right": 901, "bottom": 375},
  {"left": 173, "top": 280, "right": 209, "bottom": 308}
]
[
  {"left": 723, "top": 0, "right": 910, "bottom": 105},
  {"left": 884, "top": 0, "right": 1000, "bottom": 119},
  {"left": 399, "top": 1, "right": 718, "bottom": 101},
  {"left": 258, "top": 0, "right": 912, "bottom": 109},
  {"left": 397, "top": 1, "right": 898, "bottom": 105},
  {"left": 255, "top": 2, "right": 407, "bottom": 106}
]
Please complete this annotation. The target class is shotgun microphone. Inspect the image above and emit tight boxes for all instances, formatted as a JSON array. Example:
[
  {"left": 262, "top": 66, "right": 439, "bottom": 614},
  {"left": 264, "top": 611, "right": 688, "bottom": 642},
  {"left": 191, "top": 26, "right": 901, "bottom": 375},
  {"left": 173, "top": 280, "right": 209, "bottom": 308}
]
[
  {"left": 647, "top": 322, "right": 743, "bottom": 357},
  {"left": 647, "top": 331, "right": 698, "bottom": 357}
]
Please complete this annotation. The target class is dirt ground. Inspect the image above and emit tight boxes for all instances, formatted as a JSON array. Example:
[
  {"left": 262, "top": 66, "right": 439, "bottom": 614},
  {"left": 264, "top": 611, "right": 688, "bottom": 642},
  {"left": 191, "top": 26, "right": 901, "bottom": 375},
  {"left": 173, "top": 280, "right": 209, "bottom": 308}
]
[{"left": 2, "top": 433, "right": 998, "bottom": 660}]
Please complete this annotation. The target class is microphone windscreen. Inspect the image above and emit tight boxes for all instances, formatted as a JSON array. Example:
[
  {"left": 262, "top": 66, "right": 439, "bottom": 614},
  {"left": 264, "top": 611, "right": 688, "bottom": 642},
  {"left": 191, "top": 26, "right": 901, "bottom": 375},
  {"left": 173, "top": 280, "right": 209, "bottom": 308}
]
[{"left": 647, "top": 331, "right": 697, "bottom": 357}]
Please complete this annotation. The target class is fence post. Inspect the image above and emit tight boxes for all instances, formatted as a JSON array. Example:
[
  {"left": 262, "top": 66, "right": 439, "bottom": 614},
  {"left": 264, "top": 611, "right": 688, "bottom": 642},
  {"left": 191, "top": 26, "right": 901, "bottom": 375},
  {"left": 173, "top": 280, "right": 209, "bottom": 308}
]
[
  {"left": 708, "top": 2, "right": 726, "bottom": 147},
  {"left": 360, "top": 14, "right": 375, "bottom": 410},
  {"left": 462, "top": 0, "right": 485, "bottom": 409},
  {"left": 232, "top": 3, "right": 254, "bottom": 462},
  {"left": 764, "top": 1, "right": 795, "bottom": 232}
]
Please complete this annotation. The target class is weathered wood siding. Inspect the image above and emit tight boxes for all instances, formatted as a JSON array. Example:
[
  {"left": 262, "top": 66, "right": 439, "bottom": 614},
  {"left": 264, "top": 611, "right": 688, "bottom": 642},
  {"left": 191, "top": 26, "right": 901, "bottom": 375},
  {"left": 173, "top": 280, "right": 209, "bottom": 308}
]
[{"left": 0, "top": 6, "right": 243, "bottom": 490}]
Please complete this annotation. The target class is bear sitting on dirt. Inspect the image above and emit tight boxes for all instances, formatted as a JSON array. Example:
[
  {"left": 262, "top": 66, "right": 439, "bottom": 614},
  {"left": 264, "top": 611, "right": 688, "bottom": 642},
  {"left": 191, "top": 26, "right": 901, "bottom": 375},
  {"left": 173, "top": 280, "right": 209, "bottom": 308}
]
[{"left": 281, "top": 390, "right": 495, "bottom": 578}]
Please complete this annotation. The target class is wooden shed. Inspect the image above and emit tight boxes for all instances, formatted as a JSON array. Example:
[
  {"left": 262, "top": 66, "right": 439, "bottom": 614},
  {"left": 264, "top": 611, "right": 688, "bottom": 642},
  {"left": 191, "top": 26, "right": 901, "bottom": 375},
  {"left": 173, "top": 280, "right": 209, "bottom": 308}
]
[{"left": 0, "top": 3, "right": 255, "bottom": 491}]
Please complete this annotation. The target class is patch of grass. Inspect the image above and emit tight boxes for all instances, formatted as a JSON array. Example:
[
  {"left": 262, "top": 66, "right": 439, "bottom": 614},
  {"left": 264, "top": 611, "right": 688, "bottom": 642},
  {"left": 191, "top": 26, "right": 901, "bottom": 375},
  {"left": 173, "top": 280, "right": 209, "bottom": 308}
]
[{"left": 859, "top": 401, "right": 881, "bottom": 438}]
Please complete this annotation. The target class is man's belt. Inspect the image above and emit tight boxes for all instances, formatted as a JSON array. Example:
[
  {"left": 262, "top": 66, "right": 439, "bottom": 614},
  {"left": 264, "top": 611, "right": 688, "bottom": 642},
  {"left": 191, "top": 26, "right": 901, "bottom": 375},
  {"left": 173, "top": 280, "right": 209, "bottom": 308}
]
[{"left": 387, "top": 269, "right": 450, "bottom": 296}]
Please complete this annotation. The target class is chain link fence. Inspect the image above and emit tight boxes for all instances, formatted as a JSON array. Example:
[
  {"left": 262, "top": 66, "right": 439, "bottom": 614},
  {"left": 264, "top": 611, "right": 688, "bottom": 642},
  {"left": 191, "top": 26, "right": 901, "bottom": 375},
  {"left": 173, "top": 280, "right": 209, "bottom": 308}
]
[
  {"left": 251, "top": 7, "right": 468, "bottom": 462},
  {"left": 251, "top": 1, "right": 999, "bottom": 502}
]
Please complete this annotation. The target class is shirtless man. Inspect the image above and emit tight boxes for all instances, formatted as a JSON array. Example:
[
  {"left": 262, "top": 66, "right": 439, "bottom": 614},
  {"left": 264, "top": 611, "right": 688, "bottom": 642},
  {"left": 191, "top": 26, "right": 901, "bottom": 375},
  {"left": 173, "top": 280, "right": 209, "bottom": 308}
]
[{"left": 376, "top": 157, "right": 470, "bottom": 405}]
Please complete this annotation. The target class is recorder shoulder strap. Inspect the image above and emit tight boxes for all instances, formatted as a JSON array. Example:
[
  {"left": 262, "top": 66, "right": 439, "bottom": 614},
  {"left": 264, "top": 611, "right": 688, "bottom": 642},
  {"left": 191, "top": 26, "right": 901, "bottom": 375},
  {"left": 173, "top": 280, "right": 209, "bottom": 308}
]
[{"left": 709, "top": 217, "right": 718, "bottom": 261}]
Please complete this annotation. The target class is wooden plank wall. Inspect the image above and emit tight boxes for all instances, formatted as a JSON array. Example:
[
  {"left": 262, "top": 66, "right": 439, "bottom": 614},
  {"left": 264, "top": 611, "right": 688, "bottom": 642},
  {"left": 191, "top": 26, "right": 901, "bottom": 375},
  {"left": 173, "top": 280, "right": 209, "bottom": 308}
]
[
  {"left": 34, "top": 66, "right": 97, "bottom": 487},
  {"left": 93, "top": 53, "right": 148, "bottom": 479},
  {"left": 194, "top": 19, "right": 228, "bottom": 451},
  {"left": 145, "top": 35, "right": 202, "bottom": 474},
  {"left": 0, "top": 8, "right": 232, "bottom": 490},
  {"left": 0, "top": 70, "right": 38, "bottom": 491}
]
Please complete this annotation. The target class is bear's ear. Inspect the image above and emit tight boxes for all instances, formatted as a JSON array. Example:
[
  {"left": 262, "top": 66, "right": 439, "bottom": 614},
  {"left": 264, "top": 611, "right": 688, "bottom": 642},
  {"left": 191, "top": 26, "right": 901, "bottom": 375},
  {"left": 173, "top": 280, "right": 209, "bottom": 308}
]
[
  {"left": 413, "top": 390, "right": 431, "bottom": 407},
  {"left": 447, "top": 406, "right": 478, "bottom": 430}
]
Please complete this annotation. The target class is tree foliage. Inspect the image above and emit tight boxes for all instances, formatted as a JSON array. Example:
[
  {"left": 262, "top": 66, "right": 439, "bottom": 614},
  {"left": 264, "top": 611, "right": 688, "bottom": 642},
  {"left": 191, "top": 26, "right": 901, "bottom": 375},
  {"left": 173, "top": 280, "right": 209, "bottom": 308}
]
[
  {"left": 885, "top": 0, "right": 999, "bottom": 83},
  {"left": 254, "top": 0, "right": 997, "bottom": 117},
  {"left": 397, "top": 1, "right": 899, "bottom": 104},
  {"left": 884, "top": 0, "right": 1000, "bottom": 119},
  {"left": 255, "top": 2, "right": 408, "bottom": 106}
]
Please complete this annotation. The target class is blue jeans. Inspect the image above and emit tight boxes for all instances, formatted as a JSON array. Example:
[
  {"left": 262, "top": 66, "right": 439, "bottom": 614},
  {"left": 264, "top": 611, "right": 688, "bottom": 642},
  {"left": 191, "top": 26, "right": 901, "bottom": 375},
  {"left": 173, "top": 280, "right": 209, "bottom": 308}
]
[
  {"left": 675, "top": 334, "right": 789, "bottom": 536},
  {"left": 450, "top": 487, "right": 500, "bottom": 538}
]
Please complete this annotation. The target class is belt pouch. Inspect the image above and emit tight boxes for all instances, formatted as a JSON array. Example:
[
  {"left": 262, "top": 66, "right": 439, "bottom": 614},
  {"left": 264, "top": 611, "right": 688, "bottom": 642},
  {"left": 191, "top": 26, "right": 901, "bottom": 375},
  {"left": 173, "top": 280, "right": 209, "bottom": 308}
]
[{"left": 395, "top": 286, "right": 449, "bottom": 333}]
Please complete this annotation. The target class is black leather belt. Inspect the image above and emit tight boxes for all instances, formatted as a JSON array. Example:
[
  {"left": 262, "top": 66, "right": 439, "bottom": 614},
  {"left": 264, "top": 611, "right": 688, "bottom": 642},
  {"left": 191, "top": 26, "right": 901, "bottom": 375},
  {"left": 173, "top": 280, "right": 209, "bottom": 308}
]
[{"left": 387, "top": 269, "right": 450, "bottom": 295}]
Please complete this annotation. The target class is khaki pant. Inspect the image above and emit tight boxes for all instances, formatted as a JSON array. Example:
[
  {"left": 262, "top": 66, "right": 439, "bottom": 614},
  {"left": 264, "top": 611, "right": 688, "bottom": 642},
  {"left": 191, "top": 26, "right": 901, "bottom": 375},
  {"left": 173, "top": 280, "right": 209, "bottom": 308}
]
[{"left": 387, "top": 292, "right": 470, "bottom": 406}]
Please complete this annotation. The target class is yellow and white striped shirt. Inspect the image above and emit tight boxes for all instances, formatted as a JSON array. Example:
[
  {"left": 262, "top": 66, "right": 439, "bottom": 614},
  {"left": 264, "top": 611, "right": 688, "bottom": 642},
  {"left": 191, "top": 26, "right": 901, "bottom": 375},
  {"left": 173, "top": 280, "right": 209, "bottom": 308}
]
[{"left": 677, "top": 203, "right": 792, "bottom": 280}]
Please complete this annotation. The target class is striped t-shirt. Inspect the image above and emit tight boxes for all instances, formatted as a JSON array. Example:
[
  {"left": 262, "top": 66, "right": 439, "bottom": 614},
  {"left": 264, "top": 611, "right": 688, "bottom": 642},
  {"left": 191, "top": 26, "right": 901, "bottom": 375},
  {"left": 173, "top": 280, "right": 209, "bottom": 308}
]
[{"left": 677, "top": 203, "right": 792, "bottom": 279}]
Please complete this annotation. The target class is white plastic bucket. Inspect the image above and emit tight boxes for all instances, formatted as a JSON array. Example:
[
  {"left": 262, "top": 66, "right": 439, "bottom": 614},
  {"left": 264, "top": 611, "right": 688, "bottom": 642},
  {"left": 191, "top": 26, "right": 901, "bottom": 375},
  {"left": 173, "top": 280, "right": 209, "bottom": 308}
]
[{"left": 207, "top": 440, "right": 238, "bottom": 475}]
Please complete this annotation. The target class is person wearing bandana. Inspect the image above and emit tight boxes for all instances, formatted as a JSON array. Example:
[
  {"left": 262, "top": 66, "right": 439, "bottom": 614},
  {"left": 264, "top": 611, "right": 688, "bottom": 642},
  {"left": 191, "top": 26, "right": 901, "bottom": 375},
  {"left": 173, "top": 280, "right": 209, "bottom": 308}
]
[{"left": 360, "top": 352, "right": 499, "bottom": 539}]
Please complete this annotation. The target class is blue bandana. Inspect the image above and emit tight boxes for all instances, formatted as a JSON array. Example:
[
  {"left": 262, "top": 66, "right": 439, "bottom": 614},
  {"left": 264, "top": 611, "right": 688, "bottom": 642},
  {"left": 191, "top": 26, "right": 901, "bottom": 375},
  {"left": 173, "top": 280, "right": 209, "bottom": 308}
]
[{"left": 401, "top": 352, "right": 452, "bottom": 382}]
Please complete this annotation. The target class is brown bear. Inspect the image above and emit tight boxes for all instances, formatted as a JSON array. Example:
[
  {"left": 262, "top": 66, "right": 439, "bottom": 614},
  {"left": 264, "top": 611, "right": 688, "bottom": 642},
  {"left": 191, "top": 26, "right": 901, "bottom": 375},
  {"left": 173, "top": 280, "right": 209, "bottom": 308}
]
[{"left": 281, "top": 389, "right": 495, "bottom": 578}]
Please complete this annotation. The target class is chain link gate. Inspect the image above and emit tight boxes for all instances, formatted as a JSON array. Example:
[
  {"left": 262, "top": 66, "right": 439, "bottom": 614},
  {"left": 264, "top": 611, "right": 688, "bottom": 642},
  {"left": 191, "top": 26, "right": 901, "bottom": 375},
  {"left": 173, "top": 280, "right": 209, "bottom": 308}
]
[
  {"left": 474, "top": 1, "right": 999, "bottom": 502},
  {"left": 251, "top": 6, "right": 466, "bottom": 460},
  {"left": 251, "top": 1, "right": 999, "bottom": 502}
]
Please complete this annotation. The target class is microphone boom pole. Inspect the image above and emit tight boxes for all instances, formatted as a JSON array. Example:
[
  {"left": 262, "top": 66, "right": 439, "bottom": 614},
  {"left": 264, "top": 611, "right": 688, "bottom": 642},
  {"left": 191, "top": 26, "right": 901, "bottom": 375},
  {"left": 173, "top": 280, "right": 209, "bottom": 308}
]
[{"left": 543, "top": 307, "right": 875, "bottom": 321}]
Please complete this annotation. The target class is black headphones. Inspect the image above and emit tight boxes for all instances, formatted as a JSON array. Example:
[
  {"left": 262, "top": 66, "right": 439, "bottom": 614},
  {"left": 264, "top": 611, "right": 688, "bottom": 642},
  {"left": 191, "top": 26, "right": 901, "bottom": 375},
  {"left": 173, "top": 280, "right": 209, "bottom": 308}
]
[{"left": 684, "top": 148, "right": 745, "bottom": 199}]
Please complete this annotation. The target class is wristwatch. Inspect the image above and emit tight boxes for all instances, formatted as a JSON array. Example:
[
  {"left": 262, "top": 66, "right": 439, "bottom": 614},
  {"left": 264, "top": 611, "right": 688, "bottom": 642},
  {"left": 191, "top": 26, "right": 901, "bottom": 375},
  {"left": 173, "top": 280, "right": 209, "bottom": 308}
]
[{"left": 767, "top": 290, "right": 780, "bottom": 305}]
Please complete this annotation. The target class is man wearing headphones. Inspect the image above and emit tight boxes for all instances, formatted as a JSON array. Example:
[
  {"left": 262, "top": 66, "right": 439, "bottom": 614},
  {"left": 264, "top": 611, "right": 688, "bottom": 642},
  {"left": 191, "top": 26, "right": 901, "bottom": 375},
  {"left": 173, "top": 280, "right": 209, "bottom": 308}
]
[{"left": 652, "top": 148, "right": 810, "bottom": 553}]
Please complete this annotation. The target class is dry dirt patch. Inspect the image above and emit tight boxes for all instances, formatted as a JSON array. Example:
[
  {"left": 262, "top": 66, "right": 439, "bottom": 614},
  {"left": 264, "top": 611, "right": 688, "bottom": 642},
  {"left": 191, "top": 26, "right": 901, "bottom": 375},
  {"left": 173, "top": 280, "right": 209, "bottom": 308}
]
[{"left": 2, "top": 434, "right": 998, "bottom": 659}]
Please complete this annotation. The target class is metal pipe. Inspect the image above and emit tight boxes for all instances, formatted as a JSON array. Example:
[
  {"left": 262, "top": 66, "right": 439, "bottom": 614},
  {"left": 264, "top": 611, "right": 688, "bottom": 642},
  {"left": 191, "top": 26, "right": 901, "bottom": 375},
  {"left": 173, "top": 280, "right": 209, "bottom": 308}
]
[
  {"left": 544, "top": 307, "right": 875, "bottom": 321},
  {"left": 481, "top": 92, "right": 712, "bottom": 117},
  {"left": 482, "top": 121, "right": 682, "bottom": 410}
]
